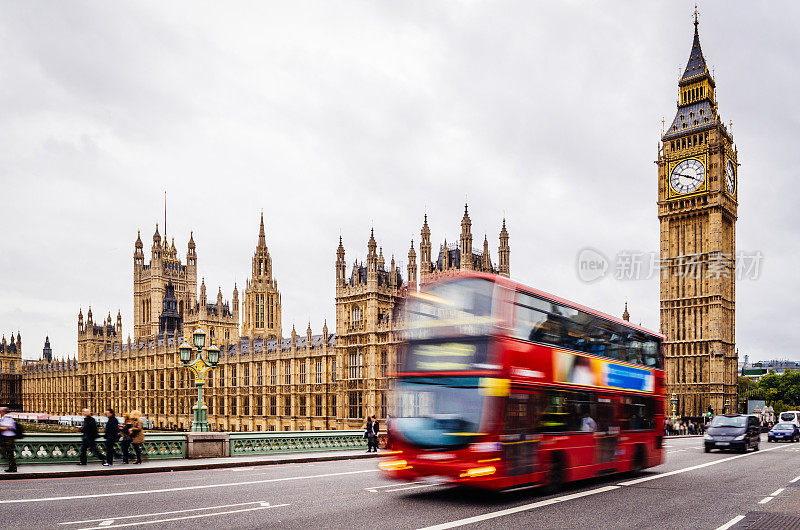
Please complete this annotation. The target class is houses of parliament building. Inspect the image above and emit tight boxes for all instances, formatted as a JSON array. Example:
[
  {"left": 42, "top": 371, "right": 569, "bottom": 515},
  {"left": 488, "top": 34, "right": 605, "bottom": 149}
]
[{"left": 20, "top": 206, "right": 510, "bottom": 431}]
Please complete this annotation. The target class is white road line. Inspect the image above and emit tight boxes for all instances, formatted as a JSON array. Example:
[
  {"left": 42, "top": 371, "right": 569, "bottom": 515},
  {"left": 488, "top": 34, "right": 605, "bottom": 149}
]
[
  {"left": 667, "top": 449, "right": 686, "bottom": 454},
  {"left": 0, "top": 468, "right": 378, "bottom": 504},
  {"left": 365, "top": 482, "right": 424, "bottom": 492},
  {"left": 417, "top": 485, "right": 620, "bottom": 530},
  {"left": 422, "top": 442, "right": 789, "bottom": 529},
  {"left": 75, "top": 503, "right": 289, "bottom": 529},
  {"left": 618, "top": 444, "right": 785, "bottom": 487},
  {"left": 770, "top": 487, "right": 785, "bottom": 496},
  {"left": 758, "top": 496, "right": 773, "bottom": 504},
  {"left": 59, "top": 501, "right": 270, "bottom": 525},
  {"left": 715, "top": 514, "right": 745, "bottom": 530},
  {"left": 791, "top": 474, "right": 800, "bottom": 483},
  {"left": 385, "top": 483, "right": 438, "bottom": 493}
]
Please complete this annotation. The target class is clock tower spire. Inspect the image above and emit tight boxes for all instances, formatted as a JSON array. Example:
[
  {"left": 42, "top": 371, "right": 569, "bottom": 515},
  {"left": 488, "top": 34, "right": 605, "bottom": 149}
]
[{"left": 658, "top": 11, "right": 738, "bottom": 417}]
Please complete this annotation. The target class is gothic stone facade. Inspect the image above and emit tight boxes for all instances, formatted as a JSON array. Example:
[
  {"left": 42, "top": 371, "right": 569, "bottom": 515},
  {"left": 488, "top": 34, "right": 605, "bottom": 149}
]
[
  {"left": 658, "top": 18, "right": 738, "bottom": 416},
  {"left": 0, "top": 333, "right": 22, "bottom": 409},
  {"left": 22, "top": 207, "right": 509, "bottom": 431}
]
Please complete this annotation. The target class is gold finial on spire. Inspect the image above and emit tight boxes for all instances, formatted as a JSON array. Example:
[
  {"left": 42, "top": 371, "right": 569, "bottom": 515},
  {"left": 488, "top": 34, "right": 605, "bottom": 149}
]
[
  {"left": 693, "top": 3, "right": 699, "bottom": 27},
  {"left": 661, "top": 117, "right": 665, "bottom": 135}
]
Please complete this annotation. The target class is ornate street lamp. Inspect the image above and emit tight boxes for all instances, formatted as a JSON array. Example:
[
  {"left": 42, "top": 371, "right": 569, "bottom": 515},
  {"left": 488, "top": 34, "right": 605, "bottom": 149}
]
[
  {"left": 179, "top": 327, "right": 220, "bottom": 432},
  {"left": 670, "top": 392, "right": 678, "bottom": 423}
]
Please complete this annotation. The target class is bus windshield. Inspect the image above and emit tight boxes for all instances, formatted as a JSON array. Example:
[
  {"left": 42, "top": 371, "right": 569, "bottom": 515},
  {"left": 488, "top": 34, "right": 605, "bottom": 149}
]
[
  {"left": 403, "top": 278, "right": 496, "bottom": 340},
  {"left": 392, "top": 377, "right": 488, "bottom": 448}
]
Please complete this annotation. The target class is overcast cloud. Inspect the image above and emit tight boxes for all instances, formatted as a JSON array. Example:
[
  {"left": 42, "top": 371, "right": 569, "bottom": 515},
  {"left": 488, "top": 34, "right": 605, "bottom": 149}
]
[{"left": 1, "top": 1, "right": 799, "bottom": 362}]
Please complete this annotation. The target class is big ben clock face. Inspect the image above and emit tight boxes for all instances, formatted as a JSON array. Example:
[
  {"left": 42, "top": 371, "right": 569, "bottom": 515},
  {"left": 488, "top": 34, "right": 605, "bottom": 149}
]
[
  {"left": 725, "top": 160, "right": 736, "bottom": 194},
  {"left": 670, "top": 158, "right": 705, "bottom": 194}
]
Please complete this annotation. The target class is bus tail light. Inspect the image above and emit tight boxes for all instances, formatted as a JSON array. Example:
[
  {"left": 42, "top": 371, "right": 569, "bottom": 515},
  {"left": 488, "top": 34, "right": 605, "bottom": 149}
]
[
  {"left": 379, "top": 459, "right": 411, "bottom": 471},
  {"left": 460, "top": 466, "right": 497, "bottom": 478}
]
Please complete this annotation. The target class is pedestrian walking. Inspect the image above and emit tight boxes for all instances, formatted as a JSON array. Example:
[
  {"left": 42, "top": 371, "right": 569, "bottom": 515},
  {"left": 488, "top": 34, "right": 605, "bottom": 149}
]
[
  {"left": 370, "top": 415, "right": 380, "bottom": 453},
  {"left": 120, "top": 413, "right": 134, "bottom": 463},
  {"left": 78, "top": 408, "right": 102, "bottom": 465},
  {"left": 130, "top": 410, "right": 145, "bottom": 464},
  {"left": 364, "top": 416, "right": 374, "bottom": 453},
  {"left": 103, "top": 409, "right": 120, "bottom": 466},
  {"left": 0, "top": 407, "right": 18, "bottom": 473}
]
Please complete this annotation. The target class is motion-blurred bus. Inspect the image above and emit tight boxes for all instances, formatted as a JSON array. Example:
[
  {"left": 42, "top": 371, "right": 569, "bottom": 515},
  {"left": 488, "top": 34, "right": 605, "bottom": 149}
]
[{"left": 381, "top": 272, "right": 665, "bottom": 491}]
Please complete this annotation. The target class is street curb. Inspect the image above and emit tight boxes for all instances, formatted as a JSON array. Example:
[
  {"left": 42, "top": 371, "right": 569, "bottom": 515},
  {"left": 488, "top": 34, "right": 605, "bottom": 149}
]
[{"left": 1, "top": 451, "right": 386, "bottom": 481}]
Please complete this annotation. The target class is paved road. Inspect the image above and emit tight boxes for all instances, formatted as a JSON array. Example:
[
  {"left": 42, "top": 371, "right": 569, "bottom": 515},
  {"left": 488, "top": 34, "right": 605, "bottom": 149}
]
[{"left": 2, "top": 436, "right": 800, "bottom": 529}]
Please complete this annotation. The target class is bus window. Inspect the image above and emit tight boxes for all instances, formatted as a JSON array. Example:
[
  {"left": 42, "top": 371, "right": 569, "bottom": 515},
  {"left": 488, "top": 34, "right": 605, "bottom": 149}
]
[
  {"left": 513, "top": 304, "right": 549, "bottom": 342},
  {"left": 620, "top": 396, "right": 655, "bottom": 430},
  {"left": 539, "top": 390, "right": 593, "bottom": 433},
  {"left": 643, "top": 340, "right": 660, "bottom": 368}
]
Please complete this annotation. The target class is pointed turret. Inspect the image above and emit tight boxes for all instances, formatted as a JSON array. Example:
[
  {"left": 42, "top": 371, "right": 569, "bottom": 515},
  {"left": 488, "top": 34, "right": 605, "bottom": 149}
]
[
  {"left": 460, "top": 203, "right": 473, "bottom": 270},
  {"left": 336, "top": 236, "right": 346, "bottom": 286},
  {"left": 420, "top": 214, "right": 432, "bottom": 279},
  {"left": 258, "top": 210, "right": 266, "bottom": 247},
  {"left": 407, "top": 239, "right": 417, "bottom": 288},
  {"left": 307, "top": 322, "right": 312, "bottom": 343},
  {"left": 680, "top": 11, "right": 712, "bottom": 88},
  {"left": 663, "top": 11, "right": 724, "bottom": 143},
  {"left": 323, "top": 319, "right": 329, "bottom": 342},
  {"left": 498, "top": 219, "right": 510, "bottom": 277},
  {"left": 622, "top": 302, "right": 630, "bottom": 322}
]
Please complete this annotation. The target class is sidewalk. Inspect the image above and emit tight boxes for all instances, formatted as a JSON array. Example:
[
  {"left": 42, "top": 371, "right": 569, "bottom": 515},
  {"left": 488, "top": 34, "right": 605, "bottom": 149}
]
[{"left": 0, "top": 449, "right": 388, "bottom": 480}]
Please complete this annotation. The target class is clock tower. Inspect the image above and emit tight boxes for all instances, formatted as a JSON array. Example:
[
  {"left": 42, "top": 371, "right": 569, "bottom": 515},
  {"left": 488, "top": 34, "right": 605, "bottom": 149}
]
[{"left": 657, "top": 13, "right": 738, "bottom": 417}]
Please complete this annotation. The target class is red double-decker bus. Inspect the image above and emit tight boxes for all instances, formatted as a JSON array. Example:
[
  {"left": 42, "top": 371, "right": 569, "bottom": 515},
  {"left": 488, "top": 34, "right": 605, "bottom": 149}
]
[{"left": 381, "top": 272, "right": 665, "bottom": 490}]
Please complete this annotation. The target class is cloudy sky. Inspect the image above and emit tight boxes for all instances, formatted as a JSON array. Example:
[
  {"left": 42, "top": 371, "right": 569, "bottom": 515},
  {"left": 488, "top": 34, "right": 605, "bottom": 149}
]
[{"left": 2, "top": 1, "right": 798, "bottom": 362}]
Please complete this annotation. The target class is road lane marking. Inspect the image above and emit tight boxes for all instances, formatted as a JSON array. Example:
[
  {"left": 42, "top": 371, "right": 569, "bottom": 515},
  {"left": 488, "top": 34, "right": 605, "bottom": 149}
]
[
  {"left": 666, "top": 449, "right": 686, "bottom": 454},
  {"left": 385, "top": 484, "right": 438, "bottom": 493},
  {"left": 0, "top": 469, "right": 378, "bottom": 504},
  {"left": 617, "top": 444, "right": 785, "bottom": 487},
  {"left": 417, "top": 485, "right": 620, "bottom": 530},
  {"left": 75, "top": 503, "right": 290, "bottom": 529},
  {"left": 715, "top": 515, "right": 744, "bottom": 530},
  {"left": 790, "top": 474, "right": 800, "bottom": 483},
  {"left": 770, "top": 488, "right": 784, "bottom": 496},
  {"left": 424, "top": 443, "right": 788, "bottom": 529},
  {"left": 365, "top": 481, "right": 424, "bottom": 492},
  {"left": 758, "top": 496, "right": 773, "bottom": 504},
  {"left": 59, "top": 501, "right": 274, "bottom": 525}
]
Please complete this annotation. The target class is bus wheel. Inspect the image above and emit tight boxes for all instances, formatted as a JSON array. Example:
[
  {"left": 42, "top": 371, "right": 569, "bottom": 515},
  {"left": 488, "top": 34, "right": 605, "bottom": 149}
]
[{"left": 546, "top": 454, "right": 564, "bottom": 493}]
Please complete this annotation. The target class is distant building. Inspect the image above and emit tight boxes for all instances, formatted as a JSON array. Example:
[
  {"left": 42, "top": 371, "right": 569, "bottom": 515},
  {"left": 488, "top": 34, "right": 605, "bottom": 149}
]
[
  {"left": 0, "top": 332, "right": 22, "bottom": 410},
  {"left": 42, "top": 336, "right": 53, "bottom": 363},
  {"left": 740, "top": 359, "right": 800, "bottom": 380}
]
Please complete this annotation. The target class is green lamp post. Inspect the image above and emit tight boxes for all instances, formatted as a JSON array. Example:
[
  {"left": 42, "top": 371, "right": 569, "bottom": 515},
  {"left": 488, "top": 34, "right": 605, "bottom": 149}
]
[{"left": 179, "top": 327, "right": 220, "bottom": 432}]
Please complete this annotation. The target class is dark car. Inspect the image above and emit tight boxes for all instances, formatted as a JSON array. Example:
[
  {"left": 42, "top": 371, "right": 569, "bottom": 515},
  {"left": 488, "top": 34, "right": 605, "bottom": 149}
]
[
  {"left": 767, "top": 423, "right": 800, "bottom": 443},
  {"left": 703, "top": 414, "right": 760, "bottom": 453}
]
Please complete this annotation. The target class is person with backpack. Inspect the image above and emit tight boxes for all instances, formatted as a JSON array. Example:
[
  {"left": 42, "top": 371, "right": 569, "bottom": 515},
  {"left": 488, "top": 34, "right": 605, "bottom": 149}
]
[{"left": 0, "top": 407, "right": 17, "bottom": 473}]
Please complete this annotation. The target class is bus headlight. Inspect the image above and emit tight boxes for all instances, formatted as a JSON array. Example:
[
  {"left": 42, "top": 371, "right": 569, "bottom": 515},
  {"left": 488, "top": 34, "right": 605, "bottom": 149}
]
[
  {"left": 470, "top": 442, "right": 501, "bottom": 453},
  {"left": 460, "top": 466, "right": 496, "bottom": 478},
  {"left": 378, "top": 459, "right": 410, "bottom": 471}
]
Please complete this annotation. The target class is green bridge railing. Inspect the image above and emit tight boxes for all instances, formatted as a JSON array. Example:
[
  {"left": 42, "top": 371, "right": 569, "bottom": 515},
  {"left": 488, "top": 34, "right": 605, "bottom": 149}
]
[
  {"left": 229, "top": 430, "right": 370, "bottom": 456},
  {"left": 12, "top": 433, "right": 186, "bottom": 464},
  {"left": 10, "top": 430, "right": 379, "bottom": 464}
]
